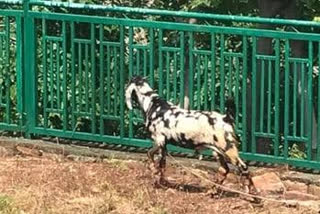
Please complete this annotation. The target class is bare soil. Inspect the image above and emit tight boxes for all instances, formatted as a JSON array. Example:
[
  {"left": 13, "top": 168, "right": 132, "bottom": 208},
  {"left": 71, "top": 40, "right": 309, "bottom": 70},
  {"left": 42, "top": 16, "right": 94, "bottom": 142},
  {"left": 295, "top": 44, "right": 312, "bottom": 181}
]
[{"left": 0, "top": 142, "right": 318, "bottom": 213}]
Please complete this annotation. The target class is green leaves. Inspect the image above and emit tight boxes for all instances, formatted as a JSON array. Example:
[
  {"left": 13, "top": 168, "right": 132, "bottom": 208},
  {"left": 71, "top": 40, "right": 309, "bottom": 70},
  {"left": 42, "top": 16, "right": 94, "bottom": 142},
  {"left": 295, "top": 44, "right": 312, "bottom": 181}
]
[{"left": 186, "top": 0, "right": 222, "bottom": 10}]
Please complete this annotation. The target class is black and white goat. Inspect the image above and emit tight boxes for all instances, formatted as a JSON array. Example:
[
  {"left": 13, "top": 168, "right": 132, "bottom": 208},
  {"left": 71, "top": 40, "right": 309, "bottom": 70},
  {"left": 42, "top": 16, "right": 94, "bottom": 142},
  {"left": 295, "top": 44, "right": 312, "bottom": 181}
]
[{"left": 125, "top": 76, "right": 248, "bottom": 185}]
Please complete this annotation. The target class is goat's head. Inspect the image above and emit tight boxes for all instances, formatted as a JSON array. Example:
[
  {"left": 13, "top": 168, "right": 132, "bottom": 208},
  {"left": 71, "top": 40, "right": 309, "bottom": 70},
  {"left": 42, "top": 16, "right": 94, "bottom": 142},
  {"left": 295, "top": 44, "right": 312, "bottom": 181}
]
[{"left": 125, "top": 76, "right": 157, "bottom": 112}]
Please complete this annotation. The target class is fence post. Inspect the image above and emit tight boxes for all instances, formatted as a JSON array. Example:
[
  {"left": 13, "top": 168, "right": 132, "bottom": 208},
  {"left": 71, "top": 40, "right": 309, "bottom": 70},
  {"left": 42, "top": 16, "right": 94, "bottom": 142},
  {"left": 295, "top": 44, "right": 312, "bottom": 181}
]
[{"left": 23, "top": 0, "right": 37, "bottom": 138}]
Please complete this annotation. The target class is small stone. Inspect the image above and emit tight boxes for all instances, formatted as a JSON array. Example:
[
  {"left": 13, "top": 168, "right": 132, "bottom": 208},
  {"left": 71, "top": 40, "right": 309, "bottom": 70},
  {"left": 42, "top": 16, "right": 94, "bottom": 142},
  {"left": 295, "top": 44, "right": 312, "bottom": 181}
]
[
  {"left": 284, "top": 190, "right": 319, "bottom": 201},
  {"left": 67, "top": 154, "right": 81, "bottom": 161},
  {"left": 297, "top": 200, "right": 320, "bottom": 211},
  {"left": 82, "top": 157, "right": 97, "bottom": 162},
  {"left": 44, "top": 153, "right": 63, "bottom": 162},
  {"left": 251, "top": 172, "right": 285, "bottom": 194},
  {"left": 308, "top": 185, "right": 320, "bottom": 198},
  {"left": 16, "top": 146, "right": 42, "bottom": 157},
  {"left": 283, "top": 180, "right": 308, "bottom": 193},
  {"left": 91, "top": 186, "right": 101, "bottom": 193}
]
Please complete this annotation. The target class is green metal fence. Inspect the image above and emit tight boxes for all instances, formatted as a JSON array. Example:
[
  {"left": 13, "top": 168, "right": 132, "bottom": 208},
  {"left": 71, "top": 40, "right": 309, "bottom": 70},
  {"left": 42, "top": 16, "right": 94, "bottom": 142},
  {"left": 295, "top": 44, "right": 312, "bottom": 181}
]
[{"left": 1, "top": 0, "right": 320, "bottom": 169}]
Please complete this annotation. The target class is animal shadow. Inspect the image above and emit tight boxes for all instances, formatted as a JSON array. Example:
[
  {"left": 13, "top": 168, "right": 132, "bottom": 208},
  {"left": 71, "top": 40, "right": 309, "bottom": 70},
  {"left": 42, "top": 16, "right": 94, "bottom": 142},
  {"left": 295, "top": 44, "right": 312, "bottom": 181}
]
[
  {"left": 156, "top": 178, "right": 258, "bottom": 202},
  {"left": 158, "top": 180, "right": 208, "bottom": 193}
]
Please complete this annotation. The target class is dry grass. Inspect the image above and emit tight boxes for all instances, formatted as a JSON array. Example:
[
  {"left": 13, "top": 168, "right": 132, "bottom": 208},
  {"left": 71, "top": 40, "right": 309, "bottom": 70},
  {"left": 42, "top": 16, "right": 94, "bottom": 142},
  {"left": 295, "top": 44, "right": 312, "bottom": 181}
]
[
  {"left": 0, "top": 156, "right": 170, "bottom": 214},
  {"left": 0, "top": 148, "right": 318, "bottom": 214}
]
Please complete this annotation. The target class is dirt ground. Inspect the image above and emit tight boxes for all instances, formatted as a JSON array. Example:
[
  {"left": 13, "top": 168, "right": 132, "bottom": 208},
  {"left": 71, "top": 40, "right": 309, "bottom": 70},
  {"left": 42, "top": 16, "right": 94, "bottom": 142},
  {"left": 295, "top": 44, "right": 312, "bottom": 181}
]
[{"left": 0, "top": 143, "right": 318, "bottom": 214}]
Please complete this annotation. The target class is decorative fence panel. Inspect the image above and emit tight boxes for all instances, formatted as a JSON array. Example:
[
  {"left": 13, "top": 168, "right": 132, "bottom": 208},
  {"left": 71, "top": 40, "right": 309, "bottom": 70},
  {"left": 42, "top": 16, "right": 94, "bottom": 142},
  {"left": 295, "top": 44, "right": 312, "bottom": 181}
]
[{"left": 1, "top": 0, "right": 320, "bottom": 169}]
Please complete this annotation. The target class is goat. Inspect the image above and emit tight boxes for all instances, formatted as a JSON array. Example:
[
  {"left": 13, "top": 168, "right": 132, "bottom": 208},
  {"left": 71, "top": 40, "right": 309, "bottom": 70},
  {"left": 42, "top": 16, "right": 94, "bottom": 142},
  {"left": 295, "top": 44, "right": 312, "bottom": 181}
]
[{"left": 125, "top": 76, "right": 248, "bottom": 185}]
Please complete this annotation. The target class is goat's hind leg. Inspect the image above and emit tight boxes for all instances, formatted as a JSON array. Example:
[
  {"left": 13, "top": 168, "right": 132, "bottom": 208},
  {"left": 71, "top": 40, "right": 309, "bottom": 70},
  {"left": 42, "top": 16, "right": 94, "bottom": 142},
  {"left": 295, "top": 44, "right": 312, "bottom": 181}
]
[
  {"left": 217, "top": 154, "right": 229, "bottom": 184},
  {"left": 204, "top": 145, "right": 229, "bottom": 184}
]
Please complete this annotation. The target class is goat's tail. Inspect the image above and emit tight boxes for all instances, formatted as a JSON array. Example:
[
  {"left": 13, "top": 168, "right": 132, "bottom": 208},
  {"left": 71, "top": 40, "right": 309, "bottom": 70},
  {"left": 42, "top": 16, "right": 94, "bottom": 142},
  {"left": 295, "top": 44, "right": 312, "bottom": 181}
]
[{"left": 224, "top": 98, "right": 236, "bottom": 124}]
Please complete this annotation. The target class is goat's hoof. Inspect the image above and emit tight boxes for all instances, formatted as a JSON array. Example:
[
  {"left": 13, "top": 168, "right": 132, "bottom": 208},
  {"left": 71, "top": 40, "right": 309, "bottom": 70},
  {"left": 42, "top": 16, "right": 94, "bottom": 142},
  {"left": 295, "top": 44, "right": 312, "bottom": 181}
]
[
  {"left": 240, "top": 171, "right": 256, "bottom": 193},
  {"left": 205, "top": 187, "right": 221, "bottom": 198}
]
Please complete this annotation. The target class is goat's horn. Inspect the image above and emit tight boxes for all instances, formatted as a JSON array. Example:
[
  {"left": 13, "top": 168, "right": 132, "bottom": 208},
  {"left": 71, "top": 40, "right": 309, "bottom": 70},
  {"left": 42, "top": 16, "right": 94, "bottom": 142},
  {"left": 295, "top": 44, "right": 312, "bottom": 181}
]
[{"left": 125, "top": 84, "right": 135, "bottom": 110}]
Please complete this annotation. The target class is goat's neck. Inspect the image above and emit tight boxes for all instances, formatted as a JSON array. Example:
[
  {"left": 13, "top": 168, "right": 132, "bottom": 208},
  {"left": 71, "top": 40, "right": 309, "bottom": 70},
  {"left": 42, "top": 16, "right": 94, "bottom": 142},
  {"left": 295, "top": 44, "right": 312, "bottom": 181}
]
[{"left": 140, "top": 94, "right": 158, "bottom": 113}]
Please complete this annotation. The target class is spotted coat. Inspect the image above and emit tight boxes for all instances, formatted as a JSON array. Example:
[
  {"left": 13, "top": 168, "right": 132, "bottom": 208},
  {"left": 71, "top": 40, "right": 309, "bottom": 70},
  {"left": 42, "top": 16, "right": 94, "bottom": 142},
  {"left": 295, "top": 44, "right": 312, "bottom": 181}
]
[{"left": 125, "top": 76, "right": 247, "bottom": 179}]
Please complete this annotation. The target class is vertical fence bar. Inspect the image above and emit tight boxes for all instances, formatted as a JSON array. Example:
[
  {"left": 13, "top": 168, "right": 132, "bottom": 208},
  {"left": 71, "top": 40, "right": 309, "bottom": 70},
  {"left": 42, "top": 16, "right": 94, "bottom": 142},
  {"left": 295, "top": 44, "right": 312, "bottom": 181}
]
[
  {"left": 136, "top": 48, "right": 140, "bottom": 75},
  {"left": 317, "top": 42, "right": 320, "bottom": 161},
  {"left": 173, "top": 52, "right": 177, "bottom": 103},
  {"left": 85, "top": 43, "right": 89, "bottom": 113},
  {"left": 4, "top": 17, "right": 10, "bottom": 124},
  {"left": 106, "top": 44, "right": 111, "bottom": 114},
  {"left": 158, "top": 29, "right": 163, "bottom": 97},
  {"left": 0, "top": 38, "right": 2, "bottom": 105},
  {"left": 99, "top": 24, "right": 104, "bottom": 135},
  {"left": 149, "top": 28, "right": 154, "bottom": 87},
  {"left": 49, "top": 41, "right": 54, "bottom": 110},
  {"left": 62, "top": 21, "right": 67, "bottom": 131},
  {"left": 141, "top": 48, "right": 146, "bottom": 76},
  {"left": 16, "top": 17, "right": 24, "bottom": 129},
  {"left": 301, "top": 63, "right": 305, "bottom": 137},
  {"left": 259, "top": 59, "right": 265, "bottom": 132},
  {"left": 274, "top": 39, "right": 280, "bottom": 156},
  {"left": 219, "top": 34, "right": 225, "bottom": 111},
  {"left": 119, "top": 25, "right": 125, "bottom": 138},
  {"left": 56, "top": 41, "right": 61, "bottom": 109},
  {"left": 91, "top": 23, "right": 96, "bottom": 134},
  {"left": 307, "top": 41, "right": 313, "bottom": 160},
  {"left": 211, "top": 33, "right": 216, "bottom": 111},
  {"left": 204, "top": 55, "right": 208, "bottom": 110},
  {"left": 179, "top": 31, "right": 185, "bottom": 108},
  {"left": 188, "top": 32, "right": 194, "bottom": 109},
  {"left": 78, "top": 43, "right": 83, "bottom": 113},
  {"left": 227, "top": 56, "right": 232, "bottom": 98},
  {"left": 267, "top": 60, "right": 272, "bottom": 134},
  {"left": 0, "top": 35, "right": 2, "bottom": 59},
  {"left": 24, "top": 0, "right": 37, "bottom": 136},
  {"left": 113, "top": 47, "right": 118, "bottom": 116},
  {"left": 128, "top": 26, "right": 133, "bottom": 138},
  {"left": 293, "top": 61, "right": 297, "bottom": 137},
  {"left": 71, "top": 22, "right": 76, "bottom": 130},
  {"left": 166, "top": 51, "right": 170, "bottom": 101},
  {"left": 143, "top": 48, "right": 147, "bottom": 76},
  {"left": 251, "top": 36, "right": 257, "bottom": 153},
  {"left": 129, "top": 27, "right": 133, "bottom": 78},
  {"left": 284, "top": 39, "right": 290, "bottom": 159},
  {"left": 235, "top": 57, "right": 240, "bottom": 128},
  {"left": 196, "top": 54, "right": 201, "bottom": 110},
  {"left": 241, "top": 36, "right": 248, "bottom": 152}
]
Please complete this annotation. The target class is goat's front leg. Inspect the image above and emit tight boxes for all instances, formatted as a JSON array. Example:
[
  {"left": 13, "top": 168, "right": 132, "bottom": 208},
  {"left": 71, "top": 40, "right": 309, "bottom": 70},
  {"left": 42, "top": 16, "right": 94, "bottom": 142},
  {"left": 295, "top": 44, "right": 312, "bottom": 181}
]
[
  {"left": 158, "top": 146, "right": 167, "bottom": 184},
  {"left": 194, "top": 145, "right": 205, "bottom": 160},
  {"left": 148, "top": 135, "right": 166, "bottom": 185},
  {"left": 147, "top": 144, "right": 161, "bottom": 173}
]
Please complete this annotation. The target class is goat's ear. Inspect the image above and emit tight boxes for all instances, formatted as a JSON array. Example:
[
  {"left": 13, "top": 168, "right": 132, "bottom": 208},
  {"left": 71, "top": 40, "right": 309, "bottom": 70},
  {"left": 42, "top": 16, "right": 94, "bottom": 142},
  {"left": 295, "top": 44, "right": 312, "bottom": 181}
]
[{"left": 125, "top": 84, "right": 135, "bottom": 110}]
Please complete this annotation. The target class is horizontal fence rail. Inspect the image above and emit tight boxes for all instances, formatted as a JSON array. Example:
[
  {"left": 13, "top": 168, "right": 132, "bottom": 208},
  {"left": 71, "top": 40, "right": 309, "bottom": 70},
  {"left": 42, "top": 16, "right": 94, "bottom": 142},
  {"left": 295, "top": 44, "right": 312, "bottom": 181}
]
[{"left": 0, "top": 0, "right": 320, "bottom": 170}]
